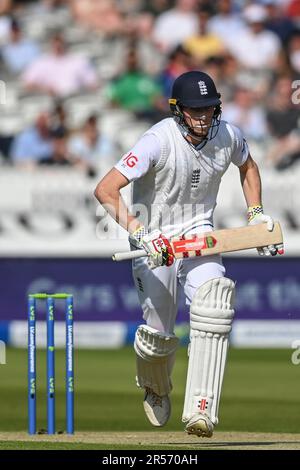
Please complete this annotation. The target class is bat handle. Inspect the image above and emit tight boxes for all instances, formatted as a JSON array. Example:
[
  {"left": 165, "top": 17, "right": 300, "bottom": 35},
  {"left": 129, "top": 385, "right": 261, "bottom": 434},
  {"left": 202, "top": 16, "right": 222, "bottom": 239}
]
[{"left": 112, "top": 249, "right": 148, "bottom": 261}]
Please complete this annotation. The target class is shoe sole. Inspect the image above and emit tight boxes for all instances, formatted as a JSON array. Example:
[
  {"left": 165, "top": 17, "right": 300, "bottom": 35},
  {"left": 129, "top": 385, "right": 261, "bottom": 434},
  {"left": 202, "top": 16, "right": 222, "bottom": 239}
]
[
  {"left": 185, "top": 419, "right": 213, "bottom": 438},
  {"left": 143, "top": 396, "right": 171, "bottom": 427}
]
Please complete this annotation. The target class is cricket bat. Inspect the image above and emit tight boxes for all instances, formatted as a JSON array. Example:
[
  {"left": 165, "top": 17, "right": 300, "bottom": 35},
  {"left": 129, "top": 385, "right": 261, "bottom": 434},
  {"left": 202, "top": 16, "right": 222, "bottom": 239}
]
[{"left": 112, "top": 222, "right": 283, "bottom": 262}]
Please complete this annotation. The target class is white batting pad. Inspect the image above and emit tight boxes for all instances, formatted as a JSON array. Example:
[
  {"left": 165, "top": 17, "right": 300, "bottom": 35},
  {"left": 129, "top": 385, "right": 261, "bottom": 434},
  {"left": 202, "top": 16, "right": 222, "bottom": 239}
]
[
  {"left": 134, "top": 325, "right": 179, "bottom": 396},
  {"left": 182, "top": 277, "right": 235, "bottom": 425}
]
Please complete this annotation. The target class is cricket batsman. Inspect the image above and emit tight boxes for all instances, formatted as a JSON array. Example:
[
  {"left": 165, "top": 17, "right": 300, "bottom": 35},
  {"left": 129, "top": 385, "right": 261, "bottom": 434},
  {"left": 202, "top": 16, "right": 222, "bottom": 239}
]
[{"left": 94, "top": 71, "right": 283, "bottom": 437}]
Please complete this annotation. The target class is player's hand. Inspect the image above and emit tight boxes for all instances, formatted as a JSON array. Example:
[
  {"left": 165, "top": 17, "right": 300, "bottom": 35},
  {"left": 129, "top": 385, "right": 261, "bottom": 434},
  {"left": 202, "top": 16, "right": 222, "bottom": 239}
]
[
  {"left": 130, "top": 226, "right": 175, "bottom": 269},
  {"left": 247, "top": 206, "right": 284, "bottom": 256}
]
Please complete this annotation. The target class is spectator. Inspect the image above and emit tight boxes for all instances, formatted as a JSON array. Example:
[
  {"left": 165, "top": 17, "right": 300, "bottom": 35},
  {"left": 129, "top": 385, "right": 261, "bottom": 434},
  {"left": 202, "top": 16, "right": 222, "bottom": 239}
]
[
  {"left": 104, "top": 47, "right": 164, "bottom": 121},
  {"left": 39, "top": 127, "right": 72, "bottom": 166},
  {"left": 222, "top": 87, "right": 268, "bottom": 141},
  {"left": 207, "top": 0, "right": 245, "bottom": 49},
  {"left": 204, "top": 54, "right": 237, "bottom": 103},
  {"left": 288, "top": 31, "right": 300, "bottom": 76},
  {"left": 125, "top": 21, "right": 165, "bottom": 76},
  {"left": 70, "top": 0, "right": 126, "bottom": 36},
  {"left": 10, "top": 112, "right": 53, "bottom": 166},
  {"left": 266, "top": 76, "right": 300, "bottom": 168},
  {"left": 1, "top": 19, "right": 41, "bottom": 74},
  {"left": 39, "top": 102, "right": 74, "bottom": 166},
  {"left": 184, "top": 5, "right": 226, "bottom": 67},
  {"left": 0, "top": 0, "right": 11, "bottom": 15},
  {"left": 50, "top": 101, "right": 68, "bottom": 136},
  {"left": 228, "top": 4, "right": 281, "bottom": 71},
  {"left": 286, "top": 0, "right": 300, "bottom": 20},
  {"left": 152, "top": 0, "right": 199, "bottom": 52},
  {"left": 264, "top": 0, "right": 296, "bottom": 45},
  {"left": 158, "top": 45, "right": 192, "bottom": 101},
  {"left": 68, "top": 114, "right": 116, "bottom": 172},
  {"left": 125, "top": 10, "right": 154, "bottom": 41},
  {"left": 22, "top": 32, "right": 98, "bottom": 97}
]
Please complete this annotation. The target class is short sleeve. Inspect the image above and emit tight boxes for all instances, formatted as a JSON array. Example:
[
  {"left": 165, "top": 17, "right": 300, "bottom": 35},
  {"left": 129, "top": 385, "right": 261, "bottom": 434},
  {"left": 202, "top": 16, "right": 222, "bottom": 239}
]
[
  {"left": 114, "top": 133, "right": 161, "bottom": 182},
  {"left": 230, "top": 125, "right": 249, "bottom": 167}
]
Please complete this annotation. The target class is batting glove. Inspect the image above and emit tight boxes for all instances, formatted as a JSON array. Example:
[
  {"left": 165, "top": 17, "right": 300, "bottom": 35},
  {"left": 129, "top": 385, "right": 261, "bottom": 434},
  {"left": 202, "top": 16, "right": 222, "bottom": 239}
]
[
  {"left": 130, "top": 226, "right": 175, "bottom": 269},
  {"left": 247, "top": 206, "right": 284, "bottom": 256}
]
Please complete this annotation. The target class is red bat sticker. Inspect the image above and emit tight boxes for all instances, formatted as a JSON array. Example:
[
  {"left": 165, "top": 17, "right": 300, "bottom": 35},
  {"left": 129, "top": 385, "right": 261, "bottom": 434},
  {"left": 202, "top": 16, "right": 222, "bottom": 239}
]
[{"left": 172, "top": 235, "right": 216, "bottom": 254}]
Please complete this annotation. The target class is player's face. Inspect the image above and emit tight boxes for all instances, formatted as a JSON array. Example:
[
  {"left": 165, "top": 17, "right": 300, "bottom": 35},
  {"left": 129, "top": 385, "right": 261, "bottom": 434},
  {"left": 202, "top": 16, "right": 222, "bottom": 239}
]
[{"left": 183, "top": 106, "right": 215, "bottom": 138}]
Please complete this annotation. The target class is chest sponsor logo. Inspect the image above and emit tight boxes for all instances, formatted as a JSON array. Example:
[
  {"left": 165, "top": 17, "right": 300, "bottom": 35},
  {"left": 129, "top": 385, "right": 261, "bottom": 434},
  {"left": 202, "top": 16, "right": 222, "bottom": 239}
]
[{"left": 122, "top": 152, "right": 138, "bottom": 168}]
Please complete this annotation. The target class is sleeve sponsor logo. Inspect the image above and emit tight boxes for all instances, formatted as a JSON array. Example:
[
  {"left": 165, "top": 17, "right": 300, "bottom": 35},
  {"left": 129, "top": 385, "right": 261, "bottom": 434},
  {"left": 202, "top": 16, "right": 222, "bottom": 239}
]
[{"left": 122, "top": 152, "right": 138, "bottom": 168}]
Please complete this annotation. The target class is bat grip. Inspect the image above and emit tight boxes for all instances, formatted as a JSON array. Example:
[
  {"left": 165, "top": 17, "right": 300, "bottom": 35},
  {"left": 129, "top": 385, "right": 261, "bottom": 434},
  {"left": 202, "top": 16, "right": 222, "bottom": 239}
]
[{"left": 112, "top": 249, "right": 148, "bottom": 261}]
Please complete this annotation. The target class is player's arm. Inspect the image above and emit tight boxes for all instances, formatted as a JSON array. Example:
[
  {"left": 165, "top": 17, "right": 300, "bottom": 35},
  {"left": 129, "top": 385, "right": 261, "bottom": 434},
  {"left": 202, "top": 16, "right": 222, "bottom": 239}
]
[
  {"left": 95, "top": 134, "right": 175, "bottom": 269},
  {"left": 239, "top": 153, "right": 262, "bottom": 208},
  {"left": 239, "top": 153, "right": 283, "bottom": 256},
  {"left": 94, "top": 168, "right": 174, "bottom": 268},
  {"left": 94, "top": 168, "right": 141, "bottom": 234},
  {"left": 95, "top": 134, "right": 160, "bottom": 233},
  {"left": 239, "top": 153, "right": 272, "bottom": 229}
]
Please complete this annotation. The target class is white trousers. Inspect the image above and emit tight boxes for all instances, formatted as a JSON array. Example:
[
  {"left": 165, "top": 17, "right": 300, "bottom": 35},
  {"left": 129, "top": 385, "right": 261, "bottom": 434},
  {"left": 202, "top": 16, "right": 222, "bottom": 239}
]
[{"left": 132, "top": 254, "right": 225, "bottom": 334}]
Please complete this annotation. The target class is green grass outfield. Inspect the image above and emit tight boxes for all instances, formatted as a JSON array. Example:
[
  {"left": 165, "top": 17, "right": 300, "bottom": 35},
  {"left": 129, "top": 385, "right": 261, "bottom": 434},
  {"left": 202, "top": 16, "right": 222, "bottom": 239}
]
[{"left": 0, "top": 347, "right": 299, "bottom": 449}]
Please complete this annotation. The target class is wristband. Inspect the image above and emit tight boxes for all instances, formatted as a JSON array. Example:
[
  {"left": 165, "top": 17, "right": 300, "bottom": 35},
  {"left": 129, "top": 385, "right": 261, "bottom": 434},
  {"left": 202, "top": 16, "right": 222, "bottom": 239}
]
[
  {"left": 132, "top": 226, "right": 148, "bottom": 243},
  {"left": 247, "top": 205, "right": 263, "bottom": 222}
]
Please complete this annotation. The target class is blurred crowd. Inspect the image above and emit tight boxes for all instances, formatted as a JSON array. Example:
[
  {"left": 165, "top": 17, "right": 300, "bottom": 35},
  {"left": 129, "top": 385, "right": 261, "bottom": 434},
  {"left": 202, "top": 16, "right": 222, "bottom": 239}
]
[{"left": 0, "top": 0, "right": 300, "bottom": 175}]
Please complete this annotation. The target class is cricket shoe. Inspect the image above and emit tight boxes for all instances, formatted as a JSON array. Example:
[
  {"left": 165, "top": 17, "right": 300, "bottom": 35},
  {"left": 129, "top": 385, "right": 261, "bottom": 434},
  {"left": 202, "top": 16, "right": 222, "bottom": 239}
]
[
  {"left": 185, "top": 413, "right": 214, "bottom": 438},
  {"left": 143, "top": 387, "right": 171, "bottom": 427}
]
